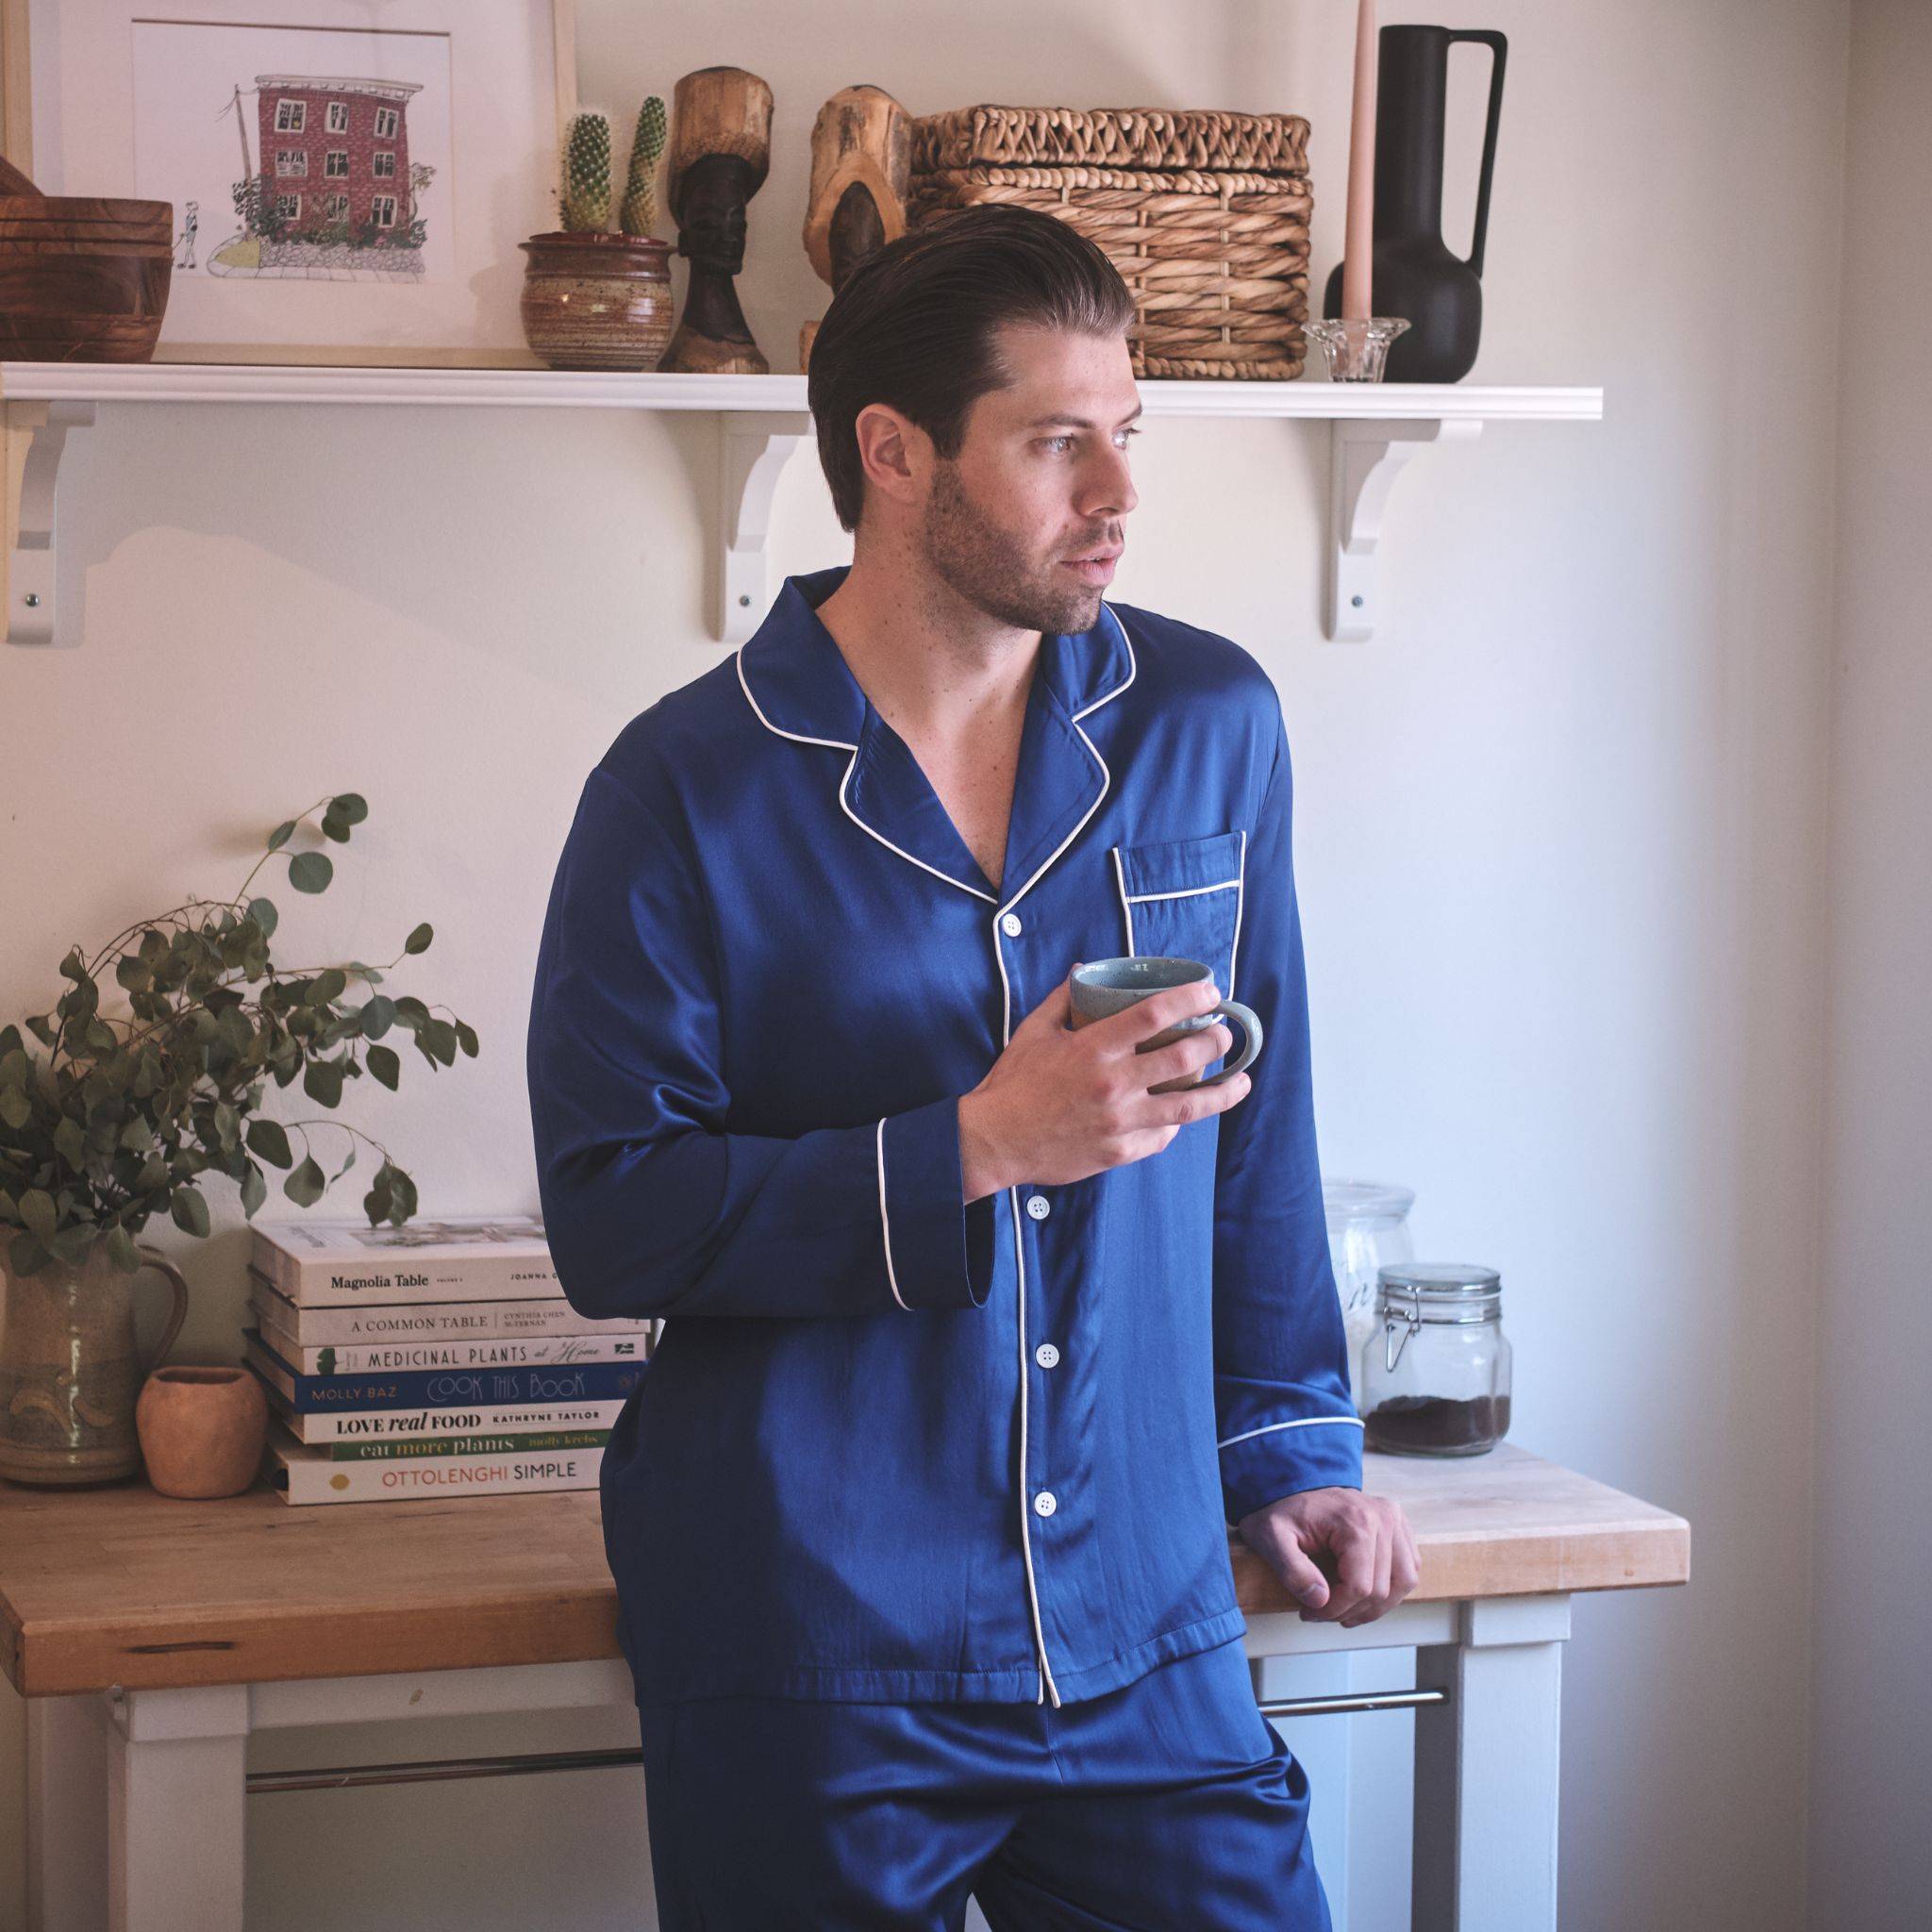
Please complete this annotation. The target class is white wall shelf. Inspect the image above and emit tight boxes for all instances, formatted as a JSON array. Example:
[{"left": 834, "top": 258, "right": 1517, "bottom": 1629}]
[{"left": 0, "top": 362, "right": 1602, "bottom": 648}]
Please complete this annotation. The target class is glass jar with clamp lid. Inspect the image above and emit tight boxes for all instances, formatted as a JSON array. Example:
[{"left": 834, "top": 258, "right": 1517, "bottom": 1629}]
[{"left": 1361, "top": 1262, "right": 1512, "bottom": 1456}]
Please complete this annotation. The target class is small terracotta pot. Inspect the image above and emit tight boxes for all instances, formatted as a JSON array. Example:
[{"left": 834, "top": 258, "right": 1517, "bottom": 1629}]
[
  {"left": 519, "top": 230, "right": 673, "bottom": 371},
  {"left": 135, "top": 1363, "right": 268, "bottom": 1499}
]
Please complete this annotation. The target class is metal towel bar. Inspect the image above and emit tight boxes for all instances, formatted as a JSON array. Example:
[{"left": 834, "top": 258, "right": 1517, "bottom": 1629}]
[{"left": 244, "top": 1685, "right": 1449, "bottom": 1793}]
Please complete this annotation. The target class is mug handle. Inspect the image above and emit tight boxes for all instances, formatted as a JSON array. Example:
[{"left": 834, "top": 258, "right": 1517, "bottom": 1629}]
[
  {"left": 1199, "top": 999, "right": 1263, "bottom": 1086},
  {"left": 132, "top": 1242, "right": 192, "bottom": 1376}
]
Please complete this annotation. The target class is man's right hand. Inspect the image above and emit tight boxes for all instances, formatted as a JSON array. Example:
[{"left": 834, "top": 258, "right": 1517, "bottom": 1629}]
[{"left": 957, "top": 969, "right": 1251, "bottom": 1203}]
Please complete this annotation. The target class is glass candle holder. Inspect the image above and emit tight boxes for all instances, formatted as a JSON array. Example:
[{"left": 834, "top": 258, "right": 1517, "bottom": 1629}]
[{"left": 1306, "top": 316, "right": 1411, "bottom": 382}]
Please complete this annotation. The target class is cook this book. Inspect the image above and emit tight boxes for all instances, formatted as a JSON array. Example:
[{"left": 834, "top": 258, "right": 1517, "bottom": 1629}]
[
  {"left": 249, "top": 1212, "right": 562, "bottom": 1306},
  {"left": 242, "top": 1327, "right": 645, "bottom": 1411},
  {"left": 265, "top": 1421, "right": 605, "bottom": 1505}
]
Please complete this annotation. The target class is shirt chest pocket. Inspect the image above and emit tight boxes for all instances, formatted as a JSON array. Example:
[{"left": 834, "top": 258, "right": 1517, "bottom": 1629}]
[{"left": 1109, "top": 829, "right": 1249, "bottom": 996}]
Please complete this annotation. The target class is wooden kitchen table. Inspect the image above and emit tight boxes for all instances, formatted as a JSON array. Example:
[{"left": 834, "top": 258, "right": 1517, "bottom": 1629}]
[{"left": 1, "top": 1441, "right": 1688, "bottom": 1931}]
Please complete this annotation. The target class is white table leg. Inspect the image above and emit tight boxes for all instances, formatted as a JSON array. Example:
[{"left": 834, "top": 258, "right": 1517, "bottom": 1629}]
[
  {"left": 1411, "top": 1593, "right": 1570, "bottom": 1932},
  {"left": 102, "top": 1684, "right": 251, "bottom": 1932}
]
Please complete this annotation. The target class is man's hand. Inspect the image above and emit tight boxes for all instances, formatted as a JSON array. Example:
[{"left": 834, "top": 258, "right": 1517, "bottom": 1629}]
[
  {"left": 1235, "top": 1488, "right": 1420, "bottom": 1626},
  {"left": 958, "top": 967, "right": 1249, "bottom": 1202}
]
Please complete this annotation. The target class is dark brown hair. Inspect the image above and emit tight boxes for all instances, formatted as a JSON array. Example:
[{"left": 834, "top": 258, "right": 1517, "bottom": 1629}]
[{"left": 806, "top": 204, "right": 1136, "bottom": 534}]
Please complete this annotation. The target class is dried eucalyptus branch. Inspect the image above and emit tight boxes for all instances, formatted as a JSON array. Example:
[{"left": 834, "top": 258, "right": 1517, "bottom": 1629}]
[{"left": 0, "top": 792, "right": 478, "bottom": 1280}]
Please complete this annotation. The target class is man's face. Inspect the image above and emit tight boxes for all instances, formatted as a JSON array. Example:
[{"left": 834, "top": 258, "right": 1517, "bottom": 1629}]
[{"left": 916, "top": 323, "right": 1141, "bottom": 636}]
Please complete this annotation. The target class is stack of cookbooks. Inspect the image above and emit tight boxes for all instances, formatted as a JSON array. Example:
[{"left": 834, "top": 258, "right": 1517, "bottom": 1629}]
[{"left": 243, "top": 1212, "right": 652, "bottom": 1506}]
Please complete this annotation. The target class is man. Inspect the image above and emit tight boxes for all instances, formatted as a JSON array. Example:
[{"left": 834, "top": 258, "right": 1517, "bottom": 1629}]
[{"left": 526, "top": 203, "right": 1419, "bottom": 1929}]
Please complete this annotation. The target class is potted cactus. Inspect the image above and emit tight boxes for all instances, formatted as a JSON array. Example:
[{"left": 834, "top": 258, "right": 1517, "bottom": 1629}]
[{"left": 520, "top": 97, "right": 675, "bottom": 371}]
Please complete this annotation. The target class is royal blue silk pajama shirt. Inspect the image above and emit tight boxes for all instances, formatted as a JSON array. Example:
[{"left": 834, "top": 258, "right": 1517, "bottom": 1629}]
[{"left": 525, "top": 562, "right": 1364, "bottom": 1713}]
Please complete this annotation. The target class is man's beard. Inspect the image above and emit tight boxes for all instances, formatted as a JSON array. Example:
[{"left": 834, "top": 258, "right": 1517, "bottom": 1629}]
[{"left": 921, "top": 459, "right": 1102, "bottom": 637}]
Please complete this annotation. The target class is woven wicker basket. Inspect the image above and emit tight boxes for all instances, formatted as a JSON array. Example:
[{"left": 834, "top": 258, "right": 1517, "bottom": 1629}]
[{"left": 908, "top": 105, "right": 1314, "bottom": 380}]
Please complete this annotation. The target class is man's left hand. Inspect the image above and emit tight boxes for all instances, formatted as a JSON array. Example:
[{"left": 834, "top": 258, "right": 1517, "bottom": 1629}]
[{"left": 1235, "top": 1488, "right": 1420, "bottom": 1626}]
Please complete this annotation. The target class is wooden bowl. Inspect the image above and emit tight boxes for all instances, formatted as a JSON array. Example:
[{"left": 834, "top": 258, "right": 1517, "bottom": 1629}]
[{"left": 0, "top": 194, "right": 174, "bottom": 361}]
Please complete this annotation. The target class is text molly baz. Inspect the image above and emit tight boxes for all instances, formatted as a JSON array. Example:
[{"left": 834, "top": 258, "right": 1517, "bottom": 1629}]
[{"left": 311, "top": 1368, "right": 604, "bottom": 1404}]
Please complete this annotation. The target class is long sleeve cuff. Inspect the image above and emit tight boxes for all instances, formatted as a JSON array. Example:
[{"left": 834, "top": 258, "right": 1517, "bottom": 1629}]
[
  {"left": 877, "top": 1095, "right": 996, "bottom": 1311},
  {"left": 1217, "top": 1393, "right": 1366, "bottom": 1525}
]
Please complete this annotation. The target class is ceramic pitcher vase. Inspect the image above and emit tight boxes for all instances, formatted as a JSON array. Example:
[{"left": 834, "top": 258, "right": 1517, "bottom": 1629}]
[
  {"left": 0, "top": 1239, "right": 189, "bottom": 1485},
  {"left": 1321, "top": 24, "right": 1508, "bottom": 382}
]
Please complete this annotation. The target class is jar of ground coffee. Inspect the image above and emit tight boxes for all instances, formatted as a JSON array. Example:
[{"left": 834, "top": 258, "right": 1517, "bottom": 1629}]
[{"left": 1361, "top": 1262, "right": 1512, "bottom": 1456}]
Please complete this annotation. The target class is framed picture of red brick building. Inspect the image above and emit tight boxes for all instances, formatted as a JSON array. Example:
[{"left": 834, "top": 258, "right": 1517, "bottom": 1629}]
[{"left": 3, "top": 0, "right": 577, "bottom": 364}]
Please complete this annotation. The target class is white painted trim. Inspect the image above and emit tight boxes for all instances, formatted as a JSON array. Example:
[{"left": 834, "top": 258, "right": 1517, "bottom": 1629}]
[
  {"left": 0, "top": 367, "right": 1605, "bottom": 418},
  {"left": 874, "top": 1117, "right": 913, "bottom": 1311},
  {"left": 1217, "top": 1415, "right": 1368, "bottom": 1450},
  {"left": 1110, "top": 845, "right": 1137, "bottom": 954}
]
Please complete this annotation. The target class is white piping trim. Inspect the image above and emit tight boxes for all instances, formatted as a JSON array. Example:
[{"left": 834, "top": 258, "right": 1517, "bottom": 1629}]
[
  {"left": 737, "top": 646, "right": 999, "bottom": 905},
  {"left": 993, "top": 713, "right": 1113, "bottom": 1047},
  {"left": 1010, "top": 1187, "right": 1058, "bottom": 1707},
  {"left": 1121, "top": 876, "right": 1241, "bottom": 902},
  {"left": 1228, "top": 828, "right": 1247, "bottom": 1004},
  {"left": 990, "top": 603, "right": 1136, "bottom": 1710},
  {"left": 735, "top": 647, "right": 855, "bottom": 754},
  {"left": 743, "top": 601, "right": 1139, "bottom": 1710},
  {"left": 1072, "top": 602, "right": 1139, "bottom": 720},
  {"left": 1217, "top": 1415, "right": 1367, "bottom": 1450},
  {"left": 875, "top": 1116, "right": 912, "bottom": 1311},
  {"left": 840, "top": 759, "right": 998, "bottom": 903},
  {"left": 1110, "top": 845, "right": 1136, "bottom": 955}
]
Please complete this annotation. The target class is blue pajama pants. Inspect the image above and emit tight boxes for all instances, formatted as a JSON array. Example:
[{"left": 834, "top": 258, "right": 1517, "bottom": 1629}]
[{"left": 634, "top": 1633, "right": 1332, "bottom": 1930}]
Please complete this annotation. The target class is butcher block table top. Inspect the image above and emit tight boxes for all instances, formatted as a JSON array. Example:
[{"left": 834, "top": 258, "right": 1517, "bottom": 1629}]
[{"left": 0, "top": 1440, "right": 1690, "bottom": 1699}]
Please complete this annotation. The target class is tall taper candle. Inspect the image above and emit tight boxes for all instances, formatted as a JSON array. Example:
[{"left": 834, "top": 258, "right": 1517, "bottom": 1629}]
[{"left": 1341, "top": 0, "right": 1377, "bottom": 320}]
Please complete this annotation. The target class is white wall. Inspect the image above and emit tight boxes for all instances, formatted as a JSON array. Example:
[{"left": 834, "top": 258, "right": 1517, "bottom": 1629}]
[
  {"left": 1807, "top": 5, "right": 1932, "bottom": 1928},
  {"left": 0, "top": 2, "right": 1869, "bottom": 1927}
]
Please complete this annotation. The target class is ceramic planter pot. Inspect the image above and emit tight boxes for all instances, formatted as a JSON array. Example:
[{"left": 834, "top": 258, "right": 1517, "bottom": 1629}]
[
  {"left": 0, "top": 1241, "right": 189, "bottom": 1485},
  {"left": 519, "top": 230, "right": 674, "bottom": 371},
  {"left": 136, "top": 1363, "right": 269, "bottom": 1499}
]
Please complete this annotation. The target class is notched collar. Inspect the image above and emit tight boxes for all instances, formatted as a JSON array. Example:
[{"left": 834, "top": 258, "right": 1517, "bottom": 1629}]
[{"left": 737, "top": 563, "right": 1137, "bottom": 908}]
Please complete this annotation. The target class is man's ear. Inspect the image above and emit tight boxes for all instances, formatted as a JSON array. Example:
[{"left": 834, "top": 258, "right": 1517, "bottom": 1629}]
[{"left": 853, "top": 402, "right": 921, "bottom": 510}]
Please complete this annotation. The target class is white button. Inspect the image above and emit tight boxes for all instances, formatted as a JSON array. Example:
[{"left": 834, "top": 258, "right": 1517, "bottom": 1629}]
[
  {"left": 1034, "top": 1491, "right": 1058, "bottom": 1516},
  {"left": 1001, "top": 912, "right": 1024, "bottom": 937},
  {"left": 1025, "top": 1193, "right": 1050, "bottom": 1221},
  {"left": 1035, "top": 1342, "right": 1060, "bottom": 1368}
]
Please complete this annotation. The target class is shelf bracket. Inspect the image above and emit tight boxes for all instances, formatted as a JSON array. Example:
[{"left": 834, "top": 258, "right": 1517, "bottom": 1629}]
[
  {"left": 1327, "top": 416, "right": 1483, "bottom": 641},
  {"left": 717, "top": 410, "right": 813, "bottom": 644},
  {"left": 4, "top": 400, "right": 95, "bottom": 648}
]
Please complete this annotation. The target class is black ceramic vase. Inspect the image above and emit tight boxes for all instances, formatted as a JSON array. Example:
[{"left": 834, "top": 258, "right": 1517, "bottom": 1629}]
[{"left": 1322, "top": 25, "right": 1507, "bottom": 383}]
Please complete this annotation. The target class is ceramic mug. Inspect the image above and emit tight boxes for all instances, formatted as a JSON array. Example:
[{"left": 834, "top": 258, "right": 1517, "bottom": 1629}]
[{"left": 1068, "top": 957, "right": 1263, "bottom": 1094}]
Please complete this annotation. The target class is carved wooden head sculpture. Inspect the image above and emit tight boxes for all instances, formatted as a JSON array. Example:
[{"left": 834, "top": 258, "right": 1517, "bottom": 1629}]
[
  {"left": 661, "top": 65, "right": 774, "bottom": 374},
  {"left": 667, "top": 65, "right": 773, "bottom": 277}
]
